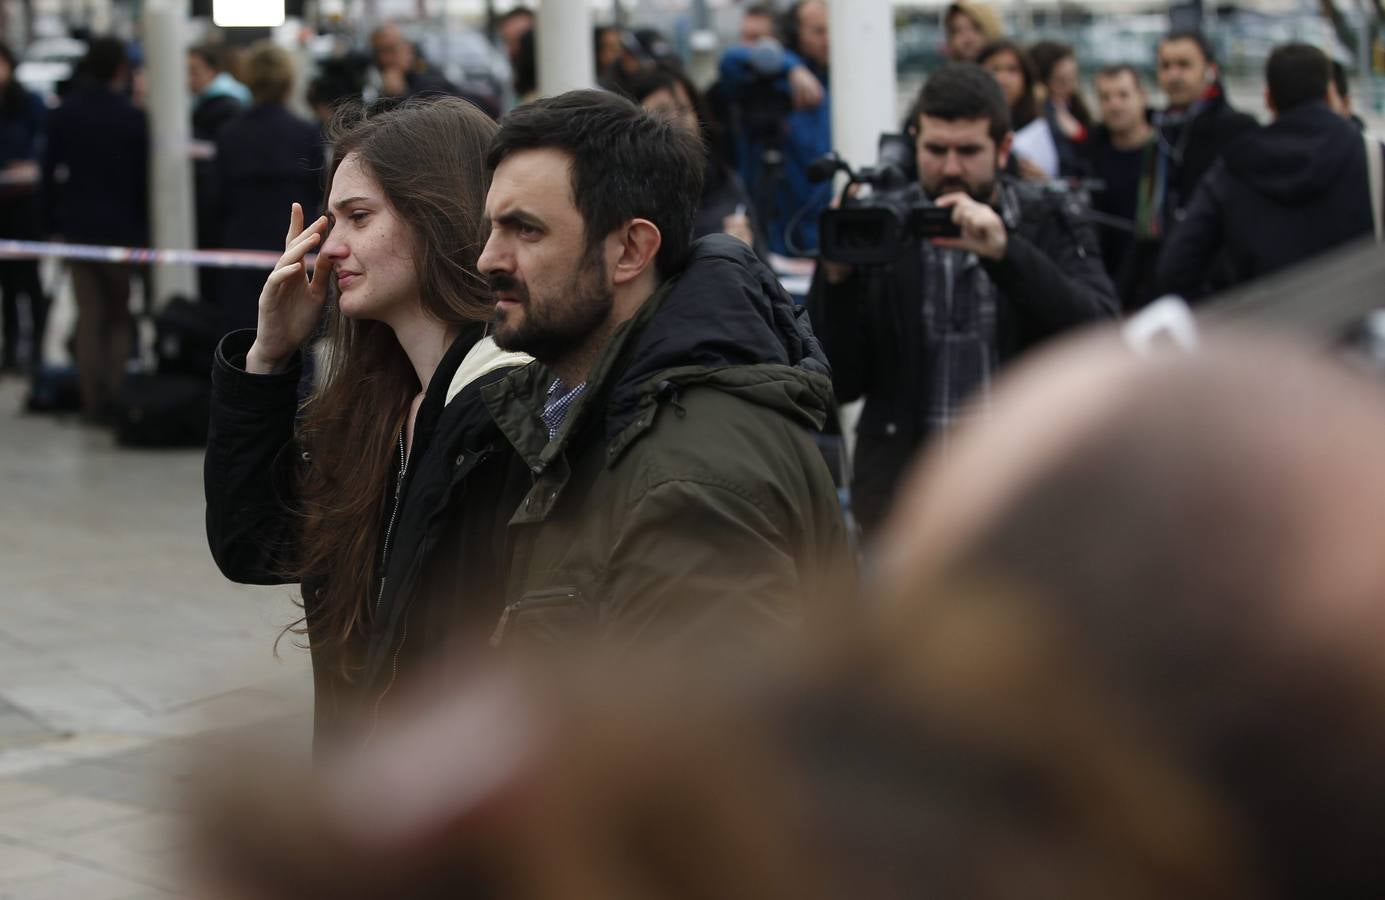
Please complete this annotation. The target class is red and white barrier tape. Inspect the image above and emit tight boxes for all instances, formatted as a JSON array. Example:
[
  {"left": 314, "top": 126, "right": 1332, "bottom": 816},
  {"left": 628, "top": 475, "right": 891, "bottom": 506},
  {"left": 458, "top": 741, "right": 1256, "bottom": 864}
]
[
  {"left": 0, "top": 239, "right": 817, "bottom": 294},
  {"left": 0, "top": 239, "right": 302, "bottom": 269}
]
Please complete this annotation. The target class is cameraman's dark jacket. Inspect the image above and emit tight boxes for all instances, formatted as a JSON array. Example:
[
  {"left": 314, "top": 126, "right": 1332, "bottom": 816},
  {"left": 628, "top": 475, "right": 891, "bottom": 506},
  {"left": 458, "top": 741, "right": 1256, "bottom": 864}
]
[{"left": 808, "top": 180, "right": 1118, "bottom": 534}]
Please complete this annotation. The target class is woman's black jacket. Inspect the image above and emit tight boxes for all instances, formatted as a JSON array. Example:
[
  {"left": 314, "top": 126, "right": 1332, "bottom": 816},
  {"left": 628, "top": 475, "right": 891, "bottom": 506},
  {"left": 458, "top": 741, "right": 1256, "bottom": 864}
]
[{"left": 204, "top": 324, "right": 531, "bottom": 742}]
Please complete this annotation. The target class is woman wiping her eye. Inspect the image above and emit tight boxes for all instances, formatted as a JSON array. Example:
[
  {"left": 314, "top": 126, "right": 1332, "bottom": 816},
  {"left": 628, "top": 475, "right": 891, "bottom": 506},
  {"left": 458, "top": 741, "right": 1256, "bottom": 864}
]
[{"left": 204, "top": 98, "right": 530, "bottom": 749}]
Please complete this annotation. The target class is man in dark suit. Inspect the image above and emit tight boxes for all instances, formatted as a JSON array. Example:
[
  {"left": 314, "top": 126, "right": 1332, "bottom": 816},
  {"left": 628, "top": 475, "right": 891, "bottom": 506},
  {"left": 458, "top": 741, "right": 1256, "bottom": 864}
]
[
  {"left": 43, "top": 36, "right": 147, "bottom": 423},
  {"left": 187, "top": 43, "right": 247, "bottom": 308}
]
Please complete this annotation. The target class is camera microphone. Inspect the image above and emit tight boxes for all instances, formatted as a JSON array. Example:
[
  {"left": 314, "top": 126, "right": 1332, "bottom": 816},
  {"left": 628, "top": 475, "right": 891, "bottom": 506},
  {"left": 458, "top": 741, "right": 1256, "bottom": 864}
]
[{"left": 808, "top": 153, "right": 848, "bottom": 183}]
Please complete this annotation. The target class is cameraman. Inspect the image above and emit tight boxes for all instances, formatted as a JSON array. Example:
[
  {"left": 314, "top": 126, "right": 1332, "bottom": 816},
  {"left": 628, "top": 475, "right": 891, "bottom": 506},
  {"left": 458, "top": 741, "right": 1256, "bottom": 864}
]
[
  {"left": 717, "top": 0, "right": 832, "bottom": 256},
  {"left": 808, "top": 63, "right": 1117, "bottom": 538}
]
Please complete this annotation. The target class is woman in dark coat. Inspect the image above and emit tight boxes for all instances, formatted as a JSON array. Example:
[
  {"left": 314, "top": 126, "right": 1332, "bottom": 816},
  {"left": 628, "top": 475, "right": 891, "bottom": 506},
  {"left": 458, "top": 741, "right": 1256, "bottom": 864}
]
[
  {"left": 205, "top": 98, "right": 529, "bottom": 747},
  {"left": 214, "top": 40, "right": 323, "bottom": 335}
]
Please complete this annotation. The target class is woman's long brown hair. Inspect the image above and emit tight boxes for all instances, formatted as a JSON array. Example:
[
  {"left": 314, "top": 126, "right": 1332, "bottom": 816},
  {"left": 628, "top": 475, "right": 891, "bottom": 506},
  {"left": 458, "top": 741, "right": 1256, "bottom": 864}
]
[{"left": 290, "top": 98, "right": 498, "bottom": 680}]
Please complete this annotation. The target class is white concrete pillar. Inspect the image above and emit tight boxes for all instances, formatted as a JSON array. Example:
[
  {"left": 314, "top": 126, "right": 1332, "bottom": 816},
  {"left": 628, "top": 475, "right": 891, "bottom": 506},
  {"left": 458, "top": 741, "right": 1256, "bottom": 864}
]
[
  {"left": 536, "top": 0, "right": 594, "bottom": 97},
  {"left": 144, "top": 0, "right": 197, "bottom": 305},
  {"left": 1356, "top": 0, "right": 1374, "bottom": 109},
  {"left": 827, "top": 0, "right": 897, "bottom": 171},
  {"left": 826, "top": 0, "right": 896, "bottom": 475}
]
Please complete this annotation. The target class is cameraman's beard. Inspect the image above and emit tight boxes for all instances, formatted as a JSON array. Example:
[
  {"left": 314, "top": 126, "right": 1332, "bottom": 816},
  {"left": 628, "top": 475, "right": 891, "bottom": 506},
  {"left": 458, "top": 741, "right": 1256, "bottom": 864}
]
[{"left": 927, "top": 174, "right": 998, "bottom": 204}]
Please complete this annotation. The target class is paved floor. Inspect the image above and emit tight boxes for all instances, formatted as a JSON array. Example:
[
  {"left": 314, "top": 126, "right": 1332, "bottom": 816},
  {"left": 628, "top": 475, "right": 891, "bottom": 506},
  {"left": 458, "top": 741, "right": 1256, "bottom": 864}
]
[{"left": 0, "top": 375, "right": 313, "bottom": 899}]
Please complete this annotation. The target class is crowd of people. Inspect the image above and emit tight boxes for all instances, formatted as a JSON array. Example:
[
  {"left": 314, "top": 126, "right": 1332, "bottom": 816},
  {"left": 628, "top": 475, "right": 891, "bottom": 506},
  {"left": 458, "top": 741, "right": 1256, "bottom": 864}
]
[
  {"left": 4, "top": 7, "right": 1385, "bottom": 894},
  {"left": 947, "top": 5, "right": 1376, "bottom": 309},
  {"left": 6, "top": 6, "right": 1374, "bottom": 415}
]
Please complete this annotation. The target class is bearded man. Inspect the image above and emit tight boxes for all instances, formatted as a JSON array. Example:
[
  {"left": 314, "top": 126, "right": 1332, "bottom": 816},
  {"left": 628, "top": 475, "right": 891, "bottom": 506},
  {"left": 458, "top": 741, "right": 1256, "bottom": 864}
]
[
  {"left": 478, "top": 90, "right": 852, "bottom": 651},
  {"left": 807, "top": 62, "right": 1117, "bottom": 538}
]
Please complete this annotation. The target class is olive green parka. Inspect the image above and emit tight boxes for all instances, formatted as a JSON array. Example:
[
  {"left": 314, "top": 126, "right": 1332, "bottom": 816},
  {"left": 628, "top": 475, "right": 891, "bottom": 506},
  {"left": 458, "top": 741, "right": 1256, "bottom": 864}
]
[{"left": 483, "top": 235, "right": 852, "bottom": 649}]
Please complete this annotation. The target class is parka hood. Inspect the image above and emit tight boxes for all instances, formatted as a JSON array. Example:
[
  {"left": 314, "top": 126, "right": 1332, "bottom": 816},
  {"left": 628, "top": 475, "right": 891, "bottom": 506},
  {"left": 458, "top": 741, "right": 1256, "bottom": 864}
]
[
  {"left": 1222, "top": 101, "right": 1360, "bottom": 204},
  {"left": 600, "top": 234, "right": 834, "bottom": 448}
]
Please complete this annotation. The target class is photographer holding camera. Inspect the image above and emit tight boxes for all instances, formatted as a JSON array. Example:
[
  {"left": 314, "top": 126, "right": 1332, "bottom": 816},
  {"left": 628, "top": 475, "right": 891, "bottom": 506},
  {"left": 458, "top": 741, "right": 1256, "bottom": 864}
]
[
  {"left": 808, "top": 63, "right": 1117, "bottom": 538},
  {"left": 716, "top": 1, "right": 832, "bottom": 256}
]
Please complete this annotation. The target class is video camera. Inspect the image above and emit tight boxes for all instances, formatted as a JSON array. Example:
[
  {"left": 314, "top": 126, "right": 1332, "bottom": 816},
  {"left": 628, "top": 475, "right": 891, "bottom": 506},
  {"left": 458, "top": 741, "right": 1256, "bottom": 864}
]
[
  {"left": 731, "top": 39, "right": 795, "bottom": 148},
  {"left": 813, "top": 134, "right": 961, "bottom": 266}
]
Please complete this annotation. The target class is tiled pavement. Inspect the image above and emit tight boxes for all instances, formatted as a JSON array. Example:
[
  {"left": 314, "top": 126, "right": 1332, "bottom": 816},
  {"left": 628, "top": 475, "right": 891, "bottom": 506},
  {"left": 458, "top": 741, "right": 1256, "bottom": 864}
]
[{"left": 0, "top": 377, "right": 313, "bottom": 899}]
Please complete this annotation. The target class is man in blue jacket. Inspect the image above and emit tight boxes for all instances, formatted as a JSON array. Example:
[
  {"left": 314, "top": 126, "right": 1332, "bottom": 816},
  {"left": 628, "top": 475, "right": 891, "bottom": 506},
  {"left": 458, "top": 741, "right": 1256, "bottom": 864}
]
[{"left": 717, "top": 0, "right": 832, "bottom": 257}]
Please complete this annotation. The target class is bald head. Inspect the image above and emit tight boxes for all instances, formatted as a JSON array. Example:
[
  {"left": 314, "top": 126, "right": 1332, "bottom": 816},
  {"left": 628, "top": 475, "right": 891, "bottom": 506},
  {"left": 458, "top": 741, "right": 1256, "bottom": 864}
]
[{"left": 875, "top": 327, "right": 1385, "bottom": 894}]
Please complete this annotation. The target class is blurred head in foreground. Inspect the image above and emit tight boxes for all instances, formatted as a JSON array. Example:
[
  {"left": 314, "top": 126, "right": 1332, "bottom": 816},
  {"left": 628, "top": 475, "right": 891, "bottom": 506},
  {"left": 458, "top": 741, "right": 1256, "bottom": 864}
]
[
  {"left": 190, "top": 329, "right": 1385, "bottom": 899},
  {"left": 876, "top": 328, "right": 1385, "bottom": 897},
  {"left": 189, "top": 657, "right": 828, "bottom": 900},
  {"left": 189, "top": 639, "right": 1258, "bottom": 900}
]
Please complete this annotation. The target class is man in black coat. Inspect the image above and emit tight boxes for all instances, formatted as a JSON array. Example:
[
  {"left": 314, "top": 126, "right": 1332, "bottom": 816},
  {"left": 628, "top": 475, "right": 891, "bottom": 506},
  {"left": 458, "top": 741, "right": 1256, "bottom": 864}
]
[
  {"left": 1082, "top": 64, "right": 1156, "bottom": 310},
  {"left": 369, "top": 23, "right": 499, "bottom": 118},
  {"left": 1157, "top": 44, "right": 1380, "bottom": 300},
  {"left": 1151, "top": 31, "right": 1259, "bottom": 235},
  {"left": 188, "top": 43, "right": 247, "bottom": 308},
  {"left": 42, "top": 37, "right": 147, "bottom": 422},
  {"left": 807, "top": 64, "right": 1117, "bottom": 538}
]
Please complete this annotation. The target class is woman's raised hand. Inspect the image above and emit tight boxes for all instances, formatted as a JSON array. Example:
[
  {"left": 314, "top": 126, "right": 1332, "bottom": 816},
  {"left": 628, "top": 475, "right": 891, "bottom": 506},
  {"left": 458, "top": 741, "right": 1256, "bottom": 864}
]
[{"left": 245, "top": 203, "right": 331, "bottom": 375}]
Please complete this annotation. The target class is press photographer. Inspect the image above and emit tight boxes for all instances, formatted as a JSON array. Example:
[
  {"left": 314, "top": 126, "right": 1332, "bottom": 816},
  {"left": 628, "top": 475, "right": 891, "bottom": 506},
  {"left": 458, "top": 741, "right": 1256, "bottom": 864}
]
[
  {"left": 716, "top": 1, "right": 832, "bottom": 256},
  {"left": 807, "top": 63, "right": 1118, "bottom": 538}
]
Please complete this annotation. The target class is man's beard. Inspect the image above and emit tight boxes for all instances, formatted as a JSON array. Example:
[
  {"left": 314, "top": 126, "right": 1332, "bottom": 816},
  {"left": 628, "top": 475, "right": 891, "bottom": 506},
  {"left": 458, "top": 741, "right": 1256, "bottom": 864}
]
[
  {"left": 927, "top": 174, "right": 997, "bottom": 204},
  {"left": 490, "top": 243, "right": 613, "bottom": 366}
]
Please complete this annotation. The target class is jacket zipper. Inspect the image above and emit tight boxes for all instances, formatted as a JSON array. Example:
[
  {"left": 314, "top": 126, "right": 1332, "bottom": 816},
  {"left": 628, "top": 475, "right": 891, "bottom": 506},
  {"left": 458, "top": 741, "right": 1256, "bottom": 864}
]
[
  {"left": 365, "top": 437, "right": 485, "bottom": 743},
  {"left": 373, "top": 432, "right": 408, "bottom": 621},
  {"left": 362, "top": 434, "right": 408, "bottom": 748}
]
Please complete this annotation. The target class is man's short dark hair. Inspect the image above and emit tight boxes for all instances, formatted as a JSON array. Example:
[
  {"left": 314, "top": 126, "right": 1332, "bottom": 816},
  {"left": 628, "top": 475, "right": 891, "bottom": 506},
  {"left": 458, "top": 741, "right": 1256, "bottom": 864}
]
[
  {"left": 486, "top": 89, "right": 705, "bottom": 278},
  {"left": 743, "top": 3, "right": 774, "bottom": 19},
  {"left": 911, "top": 62, "right": 1011, "bottom": 143},
  {"left": 1267, "top": 43, "right": 1330, "bottom": 112},
  {"left": 497, "top": 6, "right": 533, "bottom": 25},
  {"left": 81, "top": 36, "right": 128, "bottom": 86},
  {"left": 1159, "top": 29, "right": 1216, "bottom": 65},
  {"left": 625, "top": 66, "right": 680, "bottom": 105},
  {"left": 1095, "top": 63, "right": 1142, "bottom": 88}
]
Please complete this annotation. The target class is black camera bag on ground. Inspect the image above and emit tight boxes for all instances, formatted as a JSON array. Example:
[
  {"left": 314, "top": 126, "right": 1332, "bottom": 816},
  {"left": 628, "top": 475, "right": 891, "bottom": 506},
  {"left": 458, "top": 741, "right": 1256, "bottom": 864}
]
[
  {"left": 153, "top": 295, "right": 220, "bottom": 378},
  {"left": 115, "top": 372, "right": 210, "bottom": 447},
  {"left": 114, "top": 295, "right": 217, "bottom": 446}
]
